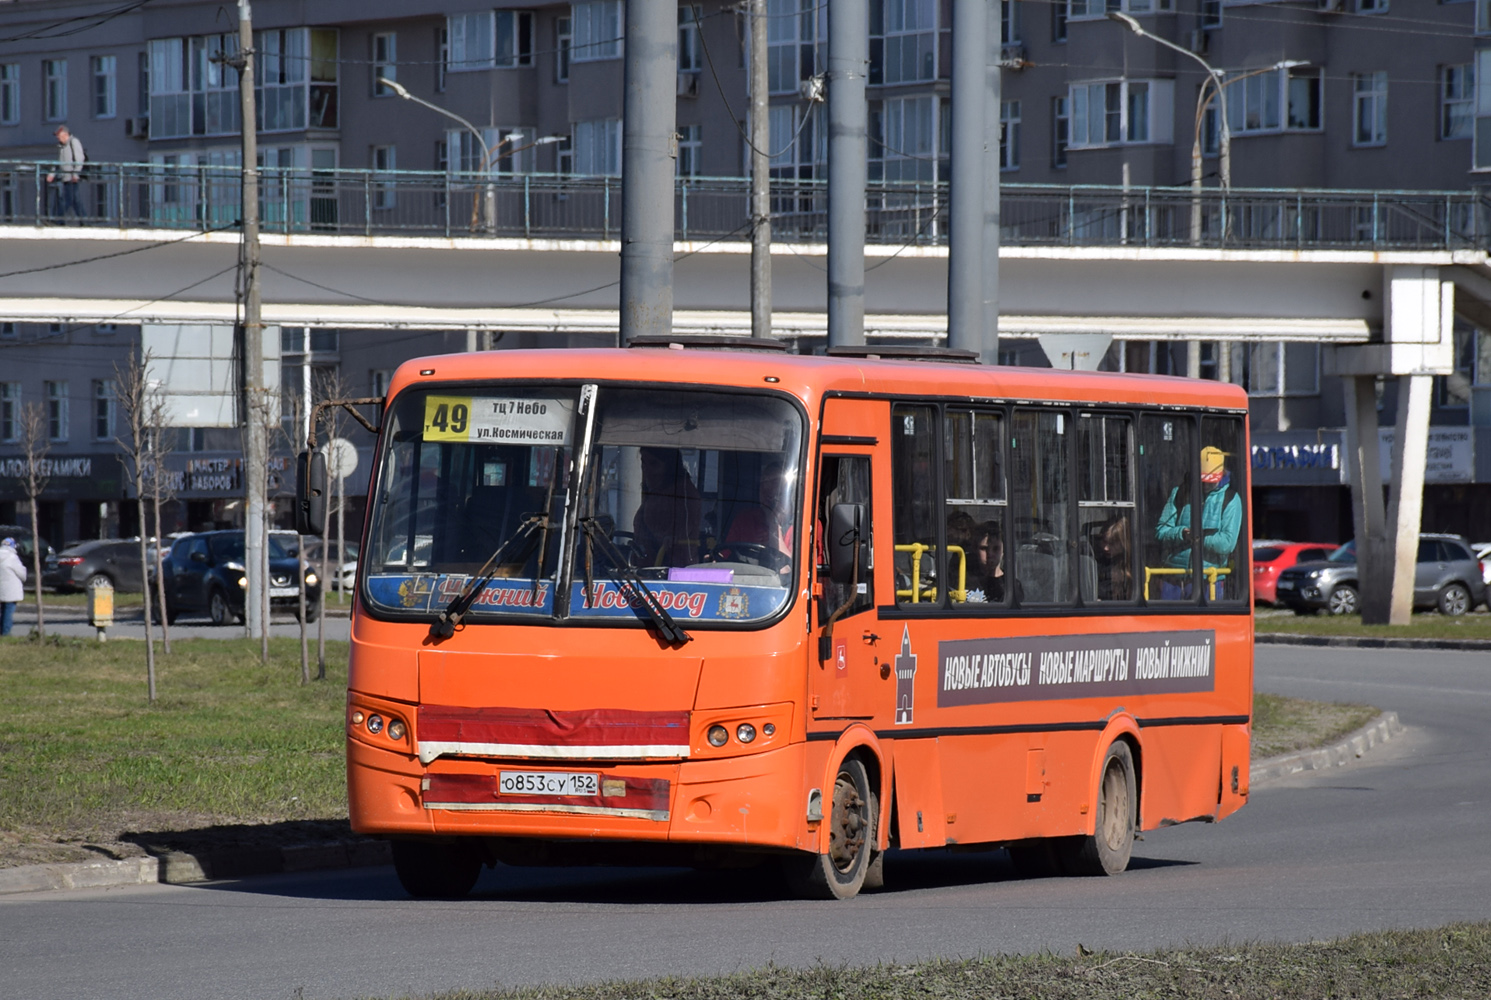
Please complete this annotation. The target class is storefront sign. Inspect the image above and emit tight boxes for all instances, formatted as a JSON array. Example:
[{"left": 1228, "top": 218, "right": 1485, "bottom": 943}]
[{"left": 1379, "top": 428, "right": 1474, "bottom": 484}]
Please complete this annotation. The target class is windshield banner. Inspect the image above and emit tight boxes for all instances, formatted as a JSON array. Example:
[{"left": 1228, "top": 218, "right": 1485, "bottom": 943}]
[
  {"left": 422, "top": 395, "right": 574, "bottom": 445},
  {"left": 568, "top": 581, "right": 788, "bottom": 623},
  {"left": 937, "top": 629, "right": 1217, "bottom": 707},
  {"left": 366, "top": 574, "right": 557, "bottom": 616}
]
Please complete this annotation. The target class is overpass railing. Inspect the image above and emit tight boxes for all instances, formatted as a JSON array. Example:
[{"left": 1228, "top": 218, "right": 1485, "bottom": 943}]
[{"left": 2, "top": 160, "right": 1487, "bottom": 251}]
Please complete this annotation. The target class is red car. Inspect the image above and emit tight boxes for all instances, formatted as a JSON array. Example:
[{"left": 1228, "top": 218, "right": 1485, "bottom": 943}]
[{"left": 1253, "top": 541, "right": 1339, "bottom": 604}]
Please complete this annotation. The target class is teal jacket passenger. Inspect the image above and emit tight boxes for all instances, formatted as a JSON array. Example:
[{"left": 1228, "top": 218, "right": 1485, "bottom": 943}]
[{"left": 1156, "top": 451, "right": 1243, "bottom": 571}]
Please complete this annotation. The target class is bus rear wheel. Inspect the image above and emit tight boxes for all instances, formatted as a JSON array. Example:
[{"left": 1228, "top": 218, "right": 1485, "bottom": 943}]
[
  {"left": 783, "top": 757, "right": 875, "bottom": 900},
  {"left": 391, "top": 839, "right": 483, "bottom": 899},
  {"left": 1060, "top": 741, "right": 1136, "bottom": 877}
]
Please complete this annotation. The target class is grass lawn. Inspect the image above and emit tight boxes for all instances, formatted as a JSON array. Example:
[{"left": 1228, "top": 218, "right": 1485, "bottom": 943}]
[
  {"left": 1255, "top": 607, "right": 1491, "bottom": 641},
  {"left": 0, "top": 636, "right": 1379, "bottom": 868},
  {"left": 0, "top": 636, "right": 349, "bottom": 866},
  {"left": 419, "top": 925, "right": 1491, "bottom": 1000}
]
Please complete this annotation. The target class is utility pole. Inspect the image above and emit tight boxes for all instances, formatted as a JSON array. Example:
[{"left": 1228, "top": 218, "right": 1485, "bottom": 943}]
[
  {"left": 237, "top": 0, "right": 267, "bottom": 644},
  {"left": 749, "top": 0, "right": 771, "bottom": 339},
  {"left": 982, "top": 2, "right": 1001, "bottom": 363},
  {"left": 827, "top": 0, "right": 867, "bottom": 349},
  {"left": 619, "top": 0, "right": 677, "bottom": 344},
  {"left": 946, "top": 0, "right": 985, "bottom": 356}
]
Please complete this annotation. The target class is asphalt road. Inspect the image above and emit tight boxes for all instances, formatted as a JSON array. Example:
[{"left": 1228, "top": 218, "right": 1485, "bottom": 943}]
[{"left": 4, "top": 644, "right": 1490, "bottom": 1000}]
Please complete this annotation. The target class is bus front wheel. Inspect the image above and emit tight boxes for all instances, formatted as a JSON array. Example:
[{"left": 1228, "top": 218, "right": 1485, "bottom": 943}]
[
  {"left": 1061, "top": 741, "right": 1136, "bottom": 877},
  {"left": 391, "top": 838, "right": 483, "bottom": 899},
  {"left": 784, "top": 757, "right": 875, "bottom": 900}
]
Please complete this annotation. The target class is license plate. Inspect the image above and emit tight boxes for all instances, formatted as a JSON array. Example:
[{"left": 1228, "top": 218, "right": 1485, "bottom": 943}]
[
  {"left": 1276, "top": 579, "right": 1294, "bottom": 590},
  {"left": 269, "top": 587, "right": 298, "bottom": 598},
  {"left": 499, "top": 771, "right": 599, "bottom": 796}
]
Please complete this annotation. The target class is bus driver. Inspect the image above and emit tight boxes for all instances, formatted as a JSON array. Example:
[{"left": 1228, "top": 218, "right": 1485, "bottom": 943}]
[{"left": 633, "top": 447, "right": 701, "bottom": 568}]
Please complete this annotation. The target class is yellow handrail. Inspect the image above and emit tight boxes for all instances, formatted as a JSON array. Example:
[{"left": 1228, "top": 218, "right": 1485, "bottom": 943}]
[
  {"left": 1143, "top": 565, "right": 1231, "bottom": 600},
  {"left": 894, "top": 543, "right": 966, "bottom": 603}
]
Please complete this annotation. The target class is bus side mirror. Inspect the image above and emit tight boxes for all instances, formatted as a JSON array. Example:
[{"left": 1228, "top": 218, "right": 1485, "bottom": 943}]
[
  {"left": 296, "top": 451, "right": 328, "bottom": 536},
  {"left": 828, "top": 502, "right": 867, "bottom": 585}
]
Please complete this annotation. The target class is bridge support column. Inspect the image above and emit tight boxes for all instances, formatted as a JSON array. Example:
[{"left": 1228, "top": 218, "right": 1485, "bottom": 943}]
[{"left": 1334, "top": 265, "right": 1454, "bottom": 625}]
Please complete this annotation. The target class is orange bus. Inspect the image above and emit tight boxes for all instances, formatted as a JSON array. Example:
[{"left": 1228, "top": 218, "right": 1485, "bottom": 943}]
[{"left": 319, "top": 339, "right": 1252, "bottom": 900}]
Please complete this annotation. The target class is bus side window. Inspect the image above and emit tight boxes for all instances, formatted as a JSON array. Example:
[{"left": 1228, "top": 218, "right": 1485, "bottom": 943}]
[
  {"left": 1011, "top": 409, "right": 1075, "bottom": 605},
  {"left": 891, "top": 405, "right": 940, "bottom": 607},
  {"left": 1078, "top": 412, "right": 1136, "bottom": 603},
  {"left": 1139, "top": 414, "right": 1197, "bottom": 602},
  {"left": 1199, "top": 416, "right": 1247, "bottom": 603},
  {"left": 817, "top": 455, "right": 873, "bottom": 622},
  {"left": 944, "top": 408, "right": 1008, "bottom": 606}
]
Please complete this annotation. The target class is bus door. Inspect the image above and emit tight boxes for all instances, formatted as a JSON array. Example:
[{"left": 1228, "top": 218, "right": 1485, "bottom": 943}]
[{"left": 811, "top": 399, "right": 888, "bottom": 723}]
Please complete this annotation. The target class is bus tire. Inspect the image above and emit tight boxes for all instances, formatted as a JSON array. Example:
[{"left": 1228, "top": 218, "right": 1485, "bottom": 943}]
[
  {"left": 1061, "top": 740, "right": 1136, "bottom": 877},
  {"left": 783, "top": 757, "right": 875, "bottom": 900},
  {"left": 391, "top": 839, "right": 483, "bottom": 899},
  {"left": 862, "top": 784, "right": 884, "bottom": 891}
]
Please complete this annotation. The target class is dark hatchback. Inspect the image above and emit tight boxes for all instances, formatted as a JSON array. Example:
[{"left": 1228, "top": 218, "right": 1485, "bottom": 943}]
[
  {"left": 45, "top": 539, "right": 147, "bottom": 592},
  {"left": 162, "top": 530, "right": 321, "bottom": 625}
]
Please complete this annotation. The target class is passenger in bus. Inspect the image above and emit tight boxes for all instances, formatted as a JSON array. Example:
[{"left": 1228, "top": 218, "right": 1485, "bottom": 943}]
[
  {"left": 633, "top": 447, "right": 701, "bottom": 567},
  {"left": 973, "top": 521, "right": 1021, "bottom": 604},
  {"left": 1093, "top": 516, "right": 1134, "bottom": 600},
  {"left": 722, "top": 460, "right": 793, "bottom": 569},
  {"left": 1156, "top": 445, "right": 1242, "bottom": 598}
]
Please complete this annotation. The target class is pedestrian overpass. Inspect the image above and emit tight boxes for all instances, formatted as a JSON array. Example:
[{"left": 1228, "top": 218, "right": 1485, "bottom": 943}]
[{"left": 2, "top": 164, "right": 1490, "bottom": 623}]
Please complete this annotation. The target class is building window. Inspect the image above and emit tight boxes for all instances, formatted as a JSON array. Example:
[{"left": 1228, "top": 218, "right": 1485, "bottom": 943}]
[
  {"left": 0, "top": 64, "right": 17, "bottom": 126},
  {"left": 93, "top": 380, "right": 114, "bottom": 440},
  {"left": 1051, "top": 0, "right": 1067, "bottom": 40},
  {"left": 1001, "top": 0, "right": 1021, "bottom": 45},
  {"left": 149, "top": 35, "right": 242, "bottom": 139},
  {"left": 43, "top": 59, "right": 67, "bottom": 122},
  {"left": 677, "top": 123, "right": 702, "bottom": 176},
  {"left": 1438, "top": 325, "right": 1475, "bottom": 408},
  {"left": 870, "top": 95, "right": 936, "bottom": 181},
  {"left": 372, "top": 145, "right": 396, "bottom": 208},
  {"left": 572, "top": 1, "right": 623, "bottom": 63},
  {"left": 1200, "top": 0, "right": 1221, "bottom": 28},
  {"left": 371, "top": 369, "right": 394, "bottom": 397},
  {"left": 45, "top": 381, "right": 68, "bottom": 442},
  {"left": 436, "top": 25, "right": 448, "bottom": 91},
  {"left": 1069, "top": 79, "right": 1173, "bottom": 148},
  {"left": 1247, "top": 343, "right": 1319, "bottom": 397},
  {"left": 1357, "top": 0, "right": 1387, "bottom": 11},
  {"left": 1480, "top": 0, "right": 1491, "bottom": 34},
  {"left": 555, "top": 135, "right": 573, "bottom": 174},
  {"left": 448, "top": 12, "right": 496, "bottom": 70},
  {"left": 768, "top": 103, "right": 824, "bottom": 180},
  {"left": 0, "top": 384, "right": 17, "bottom": 442},
  {"left": 1225, "top": 66, "right": 1321, "bottom": 134},
  {"left": 1352, "top": 71, "right": 1387, "bottom": 147},
  {"left": 91, "top": 55, "right": 116, "bottom": 118},
  {"left": 678, "top": 7, "right": 701, "bottom": 73},
  {"left": 1068, "top": 0, "right": 1170, "bottom": 18},
  {"left": 1442, "top": 64, "right": 1474, "bottom": 140},
  {"left": 1000, "top": 99, "right": 1020, "bottom": 171},
  {"left": 556, "top": 16, "right": 572, "bottom": 82},
  {"left": 573, "top": 118, "right": 622, "bottom": 175},
  {"left": 496, "top": 11, "right": 535, "bottom": 68},
  {"left": 1052, "top": 95, "right": 1068, "bottom": 167},
  {"left": 871, "top": 0, "right": 937, "bottom": 86},
  {"left": 768, "top": 0, "right": 823, "bottom": 95},
  {"left": 373, "top": 32, "right": 396, "bottom": 96}
]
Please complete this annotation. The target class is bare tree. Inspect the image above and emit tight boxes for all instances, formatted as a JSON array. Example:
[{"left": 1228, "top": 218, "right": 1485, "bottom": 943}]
[
  {"left": 114, "top": 354, "right": 159, "bottom": 700},
  {"left": 18, "top": 403, "right": 49, "bottom": 639},
  {"left": 144, "top": 379, "right": 177, "bottom": 655},
  {"left": 312, "top": 369, "right": 354, "bottom": 682}
]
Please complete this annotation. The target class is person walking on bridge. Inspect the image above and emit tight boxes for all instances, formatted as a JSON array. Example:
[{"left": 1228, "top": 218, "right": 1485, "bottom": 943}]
[{"left": 46, "top": 125, "right": 86, "bottom": 224}]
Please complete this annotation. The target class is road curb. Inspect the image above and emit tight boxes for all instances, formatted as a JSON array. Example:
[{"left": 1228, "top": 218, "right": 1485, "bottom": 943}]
[
  {"left": 1250, "top": 710, "right": 1403, "bottom": 785},
  {"left": 0, "top": 839, "right": 391, "bottom": 896},
  {"left": 1257, "top": 633, "right": 1491, "bottom": 651}
]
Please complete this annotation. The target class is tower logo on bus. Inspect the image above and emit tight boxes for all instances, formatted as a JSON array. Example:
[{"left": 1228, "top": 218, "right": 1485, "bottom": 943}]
[{"left": 894, "top": 625, "right": 917, "bottom": 725}]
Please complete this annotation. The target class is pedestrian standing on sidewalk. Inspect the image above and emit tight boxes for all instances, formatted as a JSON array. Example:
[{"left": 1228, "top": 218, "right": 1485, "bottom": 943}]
[
  {"left": 0, "top": 537, "right": 27, "bottom": 637},
  {"left": 46, "top": 125, "right": 86, "bottom": 224}
]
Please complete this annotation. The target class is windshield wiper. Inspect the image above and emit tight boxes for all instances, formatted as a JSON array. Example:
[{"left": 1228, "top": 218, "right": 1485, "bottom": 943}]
[
  {"left": 579, "top": 517, "right": 691, "bottom": 646},
  {"left": 429, "top": 515, "right": 547, "bottom": 640}
]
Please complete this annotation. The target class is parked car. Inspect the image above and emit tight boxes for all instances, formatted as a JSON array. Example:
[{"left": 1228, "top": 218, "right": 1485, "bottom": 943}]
[
  {"left": 1275, "top": 535, "right": 1488, "bottom": 616},
  {"left": 303, "top": 538, "right": 359, "bottom": 592},
  {"left": 45, "top": 539, "right": 147, "bottom": 592},
  {"left": 161, "top": 530, "right": 322, "bottom": 625},
  {"left": 1252, "top": 541, "right": 1339, "bottom": 605},
  {"left": 1475, "top": 542, "right": 1491, "bottom": 587},
  {"left": 0, "top": 524, "right": 58, "bottom": 584}
]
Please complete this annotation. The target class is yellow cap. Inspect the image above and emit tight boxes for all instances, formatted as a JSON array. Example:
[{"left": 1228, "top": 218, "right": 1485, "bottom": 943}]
[{"left": 1200, "top": 446, "right": 1227, "bottom": 476}]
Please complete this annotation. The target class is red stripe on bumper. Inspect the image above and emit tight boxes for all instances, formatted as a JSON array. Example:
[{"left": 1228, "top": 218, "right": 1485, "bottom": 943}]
[
  {"left": 418, "top": 705, "right": 689, "bottom": 749},
  {"left": 425, "top": 772, "right": 670, "bottom": 812}
]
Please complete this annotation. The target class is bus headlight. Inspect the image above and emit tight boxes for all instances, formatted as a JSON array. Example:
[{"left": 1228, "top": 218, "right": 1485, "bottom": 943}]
[
  {"left": 366, "top": 714, "right": 384, "bottom": 735},
  {"left": 736, "top": 723, "right": 756, "bottom": 744},
  {"left": 707, "top": 725, "right": 728, "bottom": 747}
]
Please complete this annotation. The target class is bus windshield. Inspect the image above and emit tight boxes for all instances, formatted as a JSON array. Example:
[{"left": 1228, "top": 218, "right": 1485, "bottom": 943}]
[{"left": 362, "top": 383, "right": 804, "bottom": 627}]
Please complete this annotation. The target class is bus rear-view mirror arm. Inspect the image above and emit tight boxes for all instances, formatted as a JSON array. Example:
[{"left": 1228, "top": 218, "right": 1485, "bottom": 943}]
[{"left": 828, "top": 503, "right": 867, "bottom": 586}]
